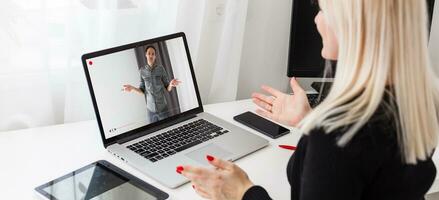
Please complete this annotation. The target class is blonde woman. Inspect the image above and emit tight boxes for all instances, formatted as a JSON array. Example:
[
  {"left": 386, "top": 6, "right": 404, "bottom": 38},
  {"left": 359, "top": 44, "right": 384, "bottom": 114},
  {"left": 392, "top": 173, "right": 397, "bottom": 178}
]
[{"left": 176, "top": 0, "right": 439, "bottom": 199}]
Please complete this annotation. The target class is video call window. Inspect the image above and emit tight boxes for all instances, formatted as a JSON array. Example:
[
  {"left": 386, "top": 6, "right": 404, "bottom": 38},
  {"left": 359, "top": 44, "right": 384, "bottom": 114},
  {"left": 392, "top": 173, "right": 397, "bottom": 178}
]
[{"left": 86, "top": 37, "right": 199, "bottom": 139}]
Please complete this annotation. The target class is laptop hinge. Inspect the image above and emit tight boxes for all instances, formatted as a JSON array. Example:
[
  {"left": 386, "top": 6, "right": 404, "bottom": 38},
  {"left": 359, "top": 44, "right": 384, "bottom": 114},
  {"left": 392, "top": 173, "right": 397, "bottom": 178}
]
[{"left": 116, "top": 113, "right": 198, "bottom": 144}]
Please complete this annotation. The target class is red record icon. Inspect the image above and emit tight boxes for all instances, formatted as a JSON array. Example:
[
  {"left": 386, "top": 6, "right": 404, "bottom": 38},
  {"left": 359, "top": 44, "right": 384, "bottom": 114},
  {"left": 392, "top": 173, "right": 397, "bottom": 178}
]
[{"left": 88, "top": 60, "right": 93, "bottom": 65}]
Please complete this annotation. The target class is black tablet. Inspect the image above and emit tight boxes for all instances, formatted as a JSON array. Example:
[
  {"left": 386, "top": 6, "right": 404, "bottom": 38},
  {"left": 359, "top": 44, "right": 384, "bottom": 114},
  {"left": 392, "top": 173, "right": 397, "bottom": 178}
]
[{"left": 35, "top": 160, "right": 169, "bottom": 200}]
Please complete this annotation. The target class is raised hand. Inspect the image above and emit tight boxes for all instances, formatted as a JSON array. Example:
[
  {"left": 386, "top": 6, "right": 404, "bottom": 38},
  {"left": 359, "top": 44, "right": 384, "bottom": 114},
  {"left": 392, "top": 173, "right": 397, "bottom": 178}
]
[
  {"left": 169, "top": 79, "right": 182, "bottom": 88},
  {"left": 122, "top": 84, "right": 143, "bottom": 94},
  {"left": 122, "top": 84, "right": 136, "bottom": 92},
  {"left": 167, "top": 79, "right": 182, "bottom": 92},
  {"left": 251, "top": 78, "right": 311, "bottom": 127}
]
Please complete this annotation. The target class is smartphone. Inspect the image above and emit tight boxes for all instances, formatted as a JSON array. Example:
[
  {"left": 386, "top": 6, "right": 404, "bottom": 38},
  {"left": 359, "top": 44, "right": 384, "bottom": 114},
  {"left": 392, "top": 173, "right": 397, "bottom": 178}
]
[{"left": 233, "top": 111, "right": 290, "bottom": 139}]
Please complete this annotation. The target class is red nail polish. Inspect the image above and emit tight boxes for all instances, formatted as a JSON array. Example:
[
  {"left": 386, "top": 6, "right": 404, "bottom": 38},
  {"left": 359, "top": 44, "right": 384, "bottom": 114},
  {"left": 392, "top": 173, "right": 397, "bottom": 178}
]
[
  {"left": 206, "top": 155, "right": 214, "bottom": 161},
  {"left": 192, "top": 185, "right": 195, "bottom": 189},
  {"left": 176, "top": 166, "right": 184, "bottom": 174}
]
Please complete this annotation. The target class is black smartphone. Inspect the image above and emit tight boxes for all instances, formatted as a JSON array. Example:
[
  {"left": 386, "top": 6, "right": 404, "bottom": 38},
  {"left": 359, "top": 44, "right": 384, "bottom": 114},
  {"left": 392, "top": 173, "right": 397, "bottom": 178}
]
[{"left": 233, "top": 111, "right": 290, "bottom": 139}]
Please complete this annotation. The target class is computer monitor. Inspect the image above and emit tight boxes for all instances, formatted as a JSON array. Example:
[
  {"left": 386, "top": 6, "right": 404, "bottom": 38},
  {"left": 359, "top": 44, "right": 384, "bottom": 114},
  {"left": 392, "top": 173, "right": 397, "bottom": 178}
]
[{"left": 287, "top": 0, "right": 436, "bottom": 78}]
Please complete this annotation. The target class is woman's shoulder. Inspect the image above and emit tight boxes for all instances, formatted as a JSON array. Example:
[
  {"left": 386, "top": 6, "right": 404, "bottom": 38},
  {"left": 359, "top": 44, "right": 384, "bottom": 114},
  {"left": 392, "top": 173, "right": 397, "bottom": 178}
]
[
  {"left": 305, "top": 110, "right": 400, "bottom": 170},
  {"left": 309, "top": 114, "right": 398, "bottom": 152},
  {"left": 310, "top": 93, "right": 399, "bottom": 149},
  {"left": 302, "top": 91, "right": 407, "bottom": 168},
  {"left": 301, "top": 118, "right": 398, "bottom": 184}
]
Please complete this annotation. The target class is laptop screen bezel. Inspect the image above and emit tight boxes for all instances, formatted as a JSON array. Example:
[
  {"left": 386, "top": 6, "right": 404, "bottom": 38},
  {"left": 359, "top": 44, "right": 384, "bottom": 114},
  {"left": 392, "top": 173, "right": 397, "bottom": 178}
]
[{"left": 81, "top": 32, "right": 204, "bottom": 148}]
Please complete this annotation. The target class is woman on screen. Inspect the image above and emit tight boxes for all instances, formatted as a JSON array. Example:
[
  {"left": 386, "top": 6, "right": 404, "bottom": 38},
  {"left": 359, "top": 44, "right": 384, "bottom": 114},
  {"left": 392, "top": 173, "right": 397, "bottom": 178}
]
[
  {"left": 176, "top": 0, "right": 439, "bottom": 199},
  {"left": 123, "top": 46, "right": 181, "bottom": 123}
]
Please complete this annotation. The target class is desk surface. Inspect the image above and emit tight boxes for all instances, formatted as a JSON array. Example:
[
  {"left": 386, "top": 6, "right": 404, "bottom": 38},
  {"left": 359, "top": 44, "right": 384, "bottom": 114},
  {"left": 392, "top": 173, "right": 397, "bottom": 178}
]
[{"left": 1, "top": 99, "right": 438, "bottom": 199}]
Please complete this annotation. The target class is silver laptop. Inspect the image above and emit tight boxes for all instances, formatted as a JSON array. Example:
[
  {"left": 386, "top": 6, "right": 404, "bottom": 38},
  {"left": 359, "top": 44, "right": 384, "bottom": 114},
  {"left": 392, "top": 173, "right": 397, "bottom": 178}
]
[{"left": 82, "top": 32, "right": 268, "bottom": 188}]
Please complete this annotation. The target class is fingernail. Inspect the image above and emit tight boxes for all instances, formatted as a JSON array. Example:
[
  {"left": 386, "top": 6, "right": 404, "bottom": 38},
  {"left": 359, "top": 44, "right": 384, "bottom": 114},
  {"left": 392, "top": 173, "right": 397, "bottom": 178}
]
[
  {"left": 206, "top": 155, "right": 214, "bottom": 161},
  {"left": 176, "top": 166, "right": 184, "bottom": 174},
  {"left": 192, "top": 185, "right": 196, "bottom": 189}
]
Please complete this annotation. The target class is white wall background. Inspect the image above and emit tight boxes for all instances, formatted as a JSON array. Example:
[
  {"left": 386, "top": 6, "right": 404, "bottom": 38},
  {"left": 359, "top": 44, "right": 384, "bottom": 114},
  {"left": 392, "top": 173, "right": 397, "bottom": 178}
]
[
  {"left": 237, "top": 0, "right": 292, "bottom": 100},
  {"left": 87, "top": 49, "right": 147, "bottom": 138},
  {"left": 188, "top": 0, "right": 249, "bottom": 104},
  {"left": 1, "top": 0, "right": 438, "bottom": 132},
  {"left": 166, "top": 38, "right": 199, "bottom": 113},
  {"left": 0, "top": 0, "right": 181, "bottom": 131}
]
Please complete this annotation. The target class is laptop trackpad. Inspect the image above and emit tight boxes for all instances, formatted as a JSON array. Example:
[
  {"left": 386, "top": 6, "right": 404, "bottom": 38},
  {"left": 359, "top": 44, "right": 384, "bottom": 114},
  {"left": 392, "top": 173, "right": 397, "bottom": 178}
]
[{"left": 185, "top": 144, "right": 233, "bottom": 166}]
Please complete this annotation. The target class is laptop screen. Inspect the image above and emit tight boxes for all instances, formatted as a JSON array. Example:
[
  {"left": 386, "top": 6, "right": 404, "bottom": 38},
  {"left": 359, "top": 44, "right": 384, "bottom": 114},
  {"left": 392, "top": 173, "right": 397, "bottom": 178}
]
[{"left": 84, "top": 35, "right": 200, "bottom": 139}]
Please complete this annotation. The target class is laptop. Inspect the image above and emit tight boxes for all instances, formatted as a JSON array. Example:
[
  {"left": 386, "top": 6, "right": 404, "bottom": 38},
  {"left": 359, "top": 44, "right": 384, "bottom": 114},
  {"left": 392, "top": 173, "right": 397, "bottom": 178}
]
[{"left": 82, "top": 32, "right": 269, "bottom": 188}]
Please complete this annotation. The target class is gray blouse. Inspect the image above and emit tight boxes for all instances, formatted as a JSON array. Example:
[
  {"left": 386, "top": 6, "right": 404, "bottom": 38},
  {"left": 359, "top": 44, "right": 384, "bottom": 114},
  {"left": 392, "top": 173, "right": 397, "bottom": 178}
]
[{"left": 138, "top": 64, "right": 170, "bottom": 113}]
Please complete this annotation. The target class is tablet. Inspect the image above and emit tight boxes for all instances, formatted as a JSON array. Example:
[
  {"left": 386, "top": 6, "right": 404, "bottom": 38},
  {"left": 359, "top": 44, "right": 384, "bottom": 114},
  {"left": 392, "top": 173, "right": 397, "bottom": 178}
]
[{"left": 35, "top": 160, "right": 169, "bottom": 200}]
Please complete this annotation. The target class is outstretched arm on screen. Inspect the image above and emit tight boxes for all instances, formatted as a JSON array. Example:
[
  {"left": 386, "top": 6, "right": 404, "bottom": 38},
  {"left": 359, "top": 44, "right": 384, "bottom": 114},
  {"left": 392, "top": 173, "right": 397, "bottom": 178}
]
[
  {"left": 167, "top": 79, "right": 182, "bottom": 92},
  {"left": 122, "top": 84, "right": 144, "bottom": 94}
]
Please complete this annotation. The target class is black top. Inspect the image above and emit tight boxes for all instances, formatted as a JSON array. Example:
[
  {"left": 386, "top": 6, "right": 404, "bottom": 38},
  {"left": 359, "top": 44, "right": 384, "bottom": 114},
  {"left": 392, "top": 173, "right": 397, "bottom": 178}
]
[{"left": 243, "top": 99, "right": 436, "bottom": 200}]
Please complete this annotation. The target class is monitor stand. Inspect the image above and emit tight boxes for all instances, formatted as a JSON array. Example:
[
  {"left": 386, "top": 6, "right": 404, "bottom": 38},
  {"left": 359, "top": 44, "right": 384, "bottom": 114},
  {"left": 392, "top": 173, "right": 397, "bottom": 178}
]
[
  {"left": 293, "top": 78, "right": 333, "bottom": 94},
  {"left": 292, "top": 78, "right": 333, "bottom": 107}
]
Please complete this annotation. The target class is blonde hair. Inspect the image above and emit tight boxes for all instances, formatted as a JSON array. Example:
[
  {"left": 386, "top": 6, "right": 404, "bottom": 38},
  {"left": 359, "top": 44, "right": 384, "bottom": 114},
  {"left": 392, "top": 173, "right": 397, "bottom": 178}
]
[{"left": 300, "top": 0, "right": 439, "bottom": 164}]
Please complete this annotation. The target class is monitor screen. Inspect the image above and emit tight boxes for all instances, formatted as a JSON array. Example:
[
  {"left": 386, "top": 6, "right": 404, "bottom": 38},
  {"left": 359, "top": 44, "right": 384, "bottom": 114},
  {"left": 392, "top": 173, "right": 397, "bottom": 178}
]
[
  {"left": 287, "top": 0, "right": 436, "bottom": 78},
  {"left": 84, "top": 36, "right": 200, "bottom": 139},
  {"left": 287, "top": 0, "right": 324, "bottom": 78}
]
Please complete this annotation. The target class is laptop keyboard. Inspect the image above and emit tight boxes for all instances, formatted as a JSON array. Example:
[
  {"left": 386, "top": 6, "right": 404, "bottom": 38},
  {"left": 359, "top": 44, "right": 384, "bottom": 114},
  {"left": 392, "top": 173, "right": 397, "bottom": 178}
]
[{"left": 126, "top": 119, "right": 229, "bottom": 163}]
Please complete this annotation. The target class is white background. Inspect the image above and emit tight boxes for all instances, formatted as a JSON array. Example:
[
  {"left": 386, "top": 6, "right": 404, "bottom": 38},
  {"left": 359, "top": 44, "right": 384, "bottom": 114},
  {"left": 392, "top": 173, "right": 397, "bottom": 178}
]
[
  {"left": 88, "top": 49, "right": 147, "bottom": 138},
  {"left": 166, "top": 38, "right": 199, "bottom": 113},
  {"left": 0, "top": 0, "right": 437, "bottom": 131}
]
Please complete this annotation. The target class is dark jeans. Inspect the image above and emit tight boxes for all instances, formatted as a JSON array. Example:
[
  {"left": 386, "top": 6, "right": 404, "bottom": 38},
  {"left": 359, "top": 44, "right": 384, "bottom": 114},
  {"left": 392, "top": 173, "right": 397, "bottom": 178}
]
[{"left": 147, "top": 109, "right": 169, "bottom": 123}]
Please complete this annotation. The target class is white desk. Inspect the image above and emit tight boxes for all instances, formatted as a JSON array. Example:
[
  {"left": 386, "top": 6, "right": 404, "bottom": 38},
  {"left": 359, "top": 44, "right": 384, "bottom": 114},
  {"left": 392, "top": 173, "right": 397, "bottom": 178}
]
[{"left": 0, "top": 99, "right": 438, "bottom": 199}]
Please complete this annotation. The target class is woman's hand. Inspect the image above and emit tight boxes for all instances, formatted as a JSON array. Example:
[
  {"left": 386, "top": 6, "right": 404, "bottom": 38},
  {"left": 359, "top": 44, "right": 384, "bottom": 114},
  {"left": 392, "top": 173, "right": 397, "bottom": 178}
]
[
  {"left": 177, "top": 155, "right": 254, "bottom": 200},
  {"left": 252, "top": 78, "right": 311, "bottom": 127}
]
